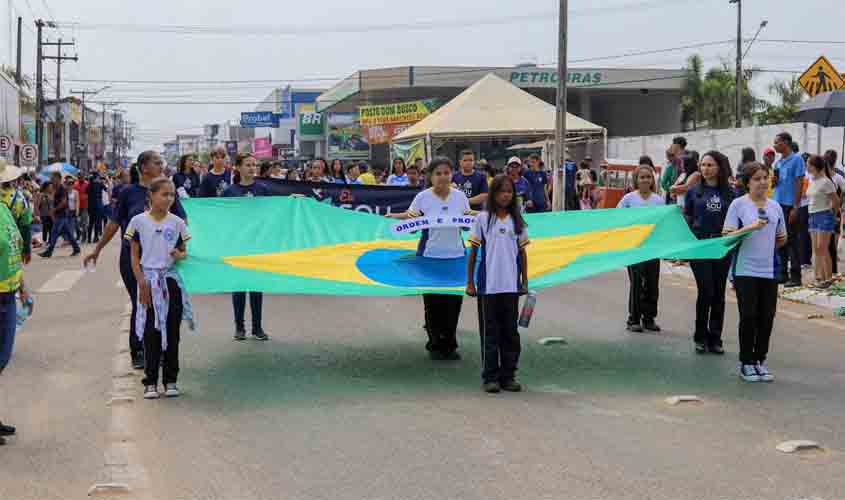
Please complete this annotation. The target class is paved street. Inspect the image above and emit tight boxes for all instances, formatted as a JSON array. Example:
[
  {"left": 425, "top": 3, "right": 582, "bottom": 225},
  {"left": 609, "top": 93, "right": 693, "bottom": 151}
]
[{"left": 1, "top": 239, "right": 844, "bottom": 500}]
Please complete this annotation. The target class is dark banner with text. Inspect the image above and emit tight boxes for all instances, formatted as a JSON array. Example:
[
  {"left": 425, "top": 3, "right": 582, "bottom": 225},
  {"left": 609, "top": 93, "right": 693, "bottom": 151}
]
[{"left": 258, "top": 178, "right": 420, "bottom": 216}]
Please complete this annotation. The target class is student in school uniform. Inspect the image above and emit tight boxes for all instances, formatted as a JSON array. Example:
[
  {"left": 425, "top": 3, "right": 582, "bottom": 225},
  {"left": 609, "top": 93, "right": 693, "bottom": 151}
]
[
  {"left": 197, "top": 146, "right": 233, "bottom": 198},
  {"left": 723, "top": 162, "right": 786, "bottom": 383},
  {"left": 617, "top": 163, "right": 665, "bottom": 333},
  {"left": 466, "top": 175, "right": 529, "bottom": 394},
  {"left": 391, "top": 157, "right": 471, "bottom": 360},
  {"left": 223, "top": 153, "right": 271, "bottom": 341}
]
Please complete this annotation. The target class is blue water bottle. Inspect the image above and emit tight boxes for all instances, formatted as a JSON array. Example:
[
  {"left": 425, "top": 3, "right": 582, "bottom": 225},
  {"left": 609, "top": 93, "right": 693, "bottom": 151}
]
[{"left": 16, "top": 295, "right": 32, "bottom": 328}]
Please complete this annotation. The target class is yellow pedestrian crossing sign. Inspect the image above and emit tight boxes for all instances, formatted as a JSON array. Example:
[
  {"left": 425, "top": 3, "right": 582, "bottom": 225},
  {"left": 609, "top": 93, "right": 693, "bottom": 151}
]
[{"left": 799, "top": 56, "right": 844, "bottom": 97}]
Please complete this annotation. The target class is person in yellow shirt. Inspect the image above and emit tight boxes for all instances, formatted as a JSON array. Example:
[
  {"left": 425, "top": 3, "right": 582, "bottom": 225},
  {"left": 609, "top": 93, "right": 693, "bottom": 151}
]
[
  {"left": 0, "top": 161, "right": 31, "bottom": 265},
  {"left": 763, "top": 147, "right": 776, "bottom": 198},
  {"left": 358, "top": 163, "right": 377, "bottom": 185}
]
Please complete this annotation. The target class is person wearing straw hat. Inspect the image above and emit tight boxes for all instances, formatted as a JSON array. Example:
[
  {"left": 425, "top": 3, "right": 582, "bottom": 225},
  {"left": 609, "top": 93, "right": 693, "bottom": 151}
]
[{"left": 0, "top": 160, "right": 32, "bottom": 265}]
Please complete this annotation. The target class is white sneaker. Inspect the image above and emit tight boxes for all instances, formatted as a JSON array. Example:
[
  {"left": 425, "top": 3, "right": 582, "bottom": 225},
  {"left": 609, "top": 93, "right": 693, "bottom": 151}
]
[
  {"left": 143, "top": 385, "right": 159, "bottom": 399},
  {"left": 756, "top": 362, "right": 774, "bottom": 382},
  {"left": 739, "top": 364, "right": 760, "bottom": 382},
  {"left": 164, "top": 384, "right": 180, "bottom": 398}
]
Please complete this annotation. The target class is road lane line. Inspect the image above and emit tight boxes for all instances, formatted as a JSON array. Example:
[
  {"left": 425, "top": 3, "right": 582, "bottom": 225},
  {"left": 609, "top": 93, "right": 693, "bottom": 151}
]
[{"left": 36, "top": 270, "right": 86, "bottom": 293}]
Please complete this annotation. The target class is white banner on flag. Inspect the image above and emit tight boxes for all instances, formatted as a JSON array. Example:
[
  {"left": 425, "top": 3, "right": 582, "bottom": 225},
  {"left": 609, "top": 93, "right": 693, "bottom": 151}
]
[{"left": 391, "top": 214, "right": 476, "bottom": 237}]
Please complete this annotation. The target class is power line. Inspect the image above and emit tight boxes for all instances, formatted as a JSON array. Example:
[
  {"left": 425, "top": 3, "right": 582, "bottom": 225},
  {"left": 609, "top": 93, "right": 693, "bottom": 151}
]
[{"left": 757, "top": 39, "right": 845, "bottom": 45}]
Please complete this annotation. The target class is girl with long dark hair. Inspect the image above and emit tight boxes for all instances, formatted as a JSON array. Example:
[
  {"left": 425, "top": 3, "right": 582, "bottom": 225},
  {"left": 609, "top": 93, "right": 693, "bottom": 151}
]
[
  {"left": 805, "top": 154, "right": 839, "bottom": 288},
  {"left": 173, "top": 154, "right": 201, "bottom": 198},
  {"left": 387, "top": 158, "right": 409, "bottom": 186},
  {"left": 390, "top": 157, "right": 471, "bottom": 360},
  {"left": 684, "top": 151, "right": 733, "bottom": 354},
  {"left": 330, "top": 159, "right": 346, "bottom": 184},
  {"left": 466, "top": 175, "right": 529, "bottom": 393}
]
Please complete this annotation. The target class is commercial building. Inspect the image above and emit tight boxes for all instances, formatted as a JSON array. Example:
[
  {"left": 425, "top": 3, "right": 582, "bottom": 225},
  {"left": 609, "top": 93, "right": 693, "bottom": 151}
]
[{"left": 316, "top": 65, "right": 686, "bottom": 163}]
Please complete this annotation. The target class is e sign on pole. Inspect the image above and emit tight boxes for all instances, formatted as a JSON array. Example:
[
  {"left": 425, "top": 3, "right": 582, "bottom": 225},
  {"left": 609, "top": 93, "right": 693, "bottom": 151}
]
[{"left": 20, "top": 144, "right": 38, "bottom": 167}]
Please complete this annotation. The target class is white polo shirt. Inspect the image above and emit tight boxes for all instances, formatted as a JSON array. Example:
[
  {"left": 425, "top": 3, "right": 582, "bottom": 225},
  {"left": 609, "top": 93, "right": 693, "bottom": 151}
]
[
  {"left": 125, "top": 212, "right": 191, "bottom": 270},
  {"left": 468, "top": 212, "right": 530, "bottom": 295},
  {"left": 409, "top": 188, "right": 471, "bottom": 259}
]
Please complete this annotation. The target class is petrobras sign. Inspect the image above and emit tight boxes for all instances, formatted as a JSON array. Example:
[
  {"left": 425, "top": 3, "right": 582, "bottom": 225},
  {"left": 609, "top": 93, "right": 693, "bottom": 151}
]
[
  {"left": 508, "top": 69, "right": 603, "bottom": 87},
  {"left": 391, "top": 214, "right": 476, "bottom": 237},
  {"left": 240, "top": 111, "right": 280, "bottom": 129}
]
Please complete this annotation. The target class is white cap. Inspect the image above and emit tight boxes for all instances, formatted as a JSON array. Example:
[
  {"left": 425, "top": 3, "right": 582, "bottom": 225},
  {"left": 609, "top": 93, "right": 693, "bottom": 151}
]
[{"left": 507, "top": 156, "right": 522, "bottom": 167}]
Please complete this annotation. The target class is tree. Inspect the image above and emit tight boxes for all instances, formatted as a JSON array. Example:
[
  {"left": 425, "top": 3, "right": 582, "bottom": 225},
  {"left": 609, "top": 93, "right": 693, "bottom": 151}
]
[
  {"left": 755, "top": 76, "right": 804, "bottom": 125},
  {"left": 681, "top": 55, "right": 704, "bottom": 130}
]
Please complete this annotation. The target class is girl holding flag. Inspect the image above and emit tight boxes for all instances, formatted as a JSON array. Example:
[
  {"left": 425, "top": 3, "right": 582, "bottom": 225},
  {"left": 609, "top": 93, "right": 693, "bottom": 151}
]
[{"left": 391, "top": 158, "right": 471, "bottom": 361}]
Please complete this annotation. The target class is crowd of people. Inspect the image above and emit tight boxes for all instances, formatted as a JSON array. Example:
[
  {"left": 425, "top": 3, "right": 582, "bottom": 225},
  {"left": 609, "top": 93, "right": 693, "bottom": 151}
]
[
  {"left": 622, "top": 132, "right": 844, "bottom": 383},
  {"left": 0, "top": 132, "right": 842, "bottom": 444}
]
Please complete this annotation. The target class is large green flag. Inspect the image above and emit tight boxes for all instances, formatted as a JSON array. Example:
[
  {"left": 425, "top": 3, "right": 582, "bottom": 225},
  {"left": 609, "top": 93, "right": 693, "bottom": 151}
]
[{"left": 178, "top": 197, "right": 740, "bottom": 296}]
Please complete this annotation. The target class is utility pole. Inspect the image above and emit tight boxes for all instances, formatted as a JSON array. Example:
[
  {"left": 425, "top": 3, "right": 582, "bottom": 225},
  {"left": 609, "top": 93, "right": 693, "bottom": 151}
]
[
  {"left": 552, "top": 0, "right": 568, "bottom": 211},
  {"left": 14, "top": 16, "right": 21, "bottom": 85},
  {"left": 35, "top": 20, "right": 43, "bottom": 167},
  {"left": 42, "top": 37, "right": 77, "bottom": 161},
  {"left": 730, "top": 0, "right": 742, "bottom": 128},
  {"left": 71, "top": 86, "right": 109, "bottom": 172}
]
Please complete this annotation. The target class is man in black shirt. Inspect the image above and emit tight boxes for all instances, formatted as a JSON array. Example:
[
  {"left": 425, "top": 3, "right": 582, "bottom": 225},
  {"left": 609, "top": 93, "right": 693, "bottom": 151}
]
[{"left": 39, "top": 172, "right": 80, "bottom": 258}]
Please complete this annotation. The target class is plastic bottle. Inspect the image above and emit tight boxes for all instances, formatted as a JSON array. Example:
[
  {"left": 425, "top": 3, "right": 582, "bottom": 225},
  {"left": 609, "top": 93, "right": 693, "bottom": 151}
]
[
  {"left": 518, "top": 291, "right": 537, "bottom": 328},
  {"left": 16, "top": 295, "right": 32, "bottom": 328}
]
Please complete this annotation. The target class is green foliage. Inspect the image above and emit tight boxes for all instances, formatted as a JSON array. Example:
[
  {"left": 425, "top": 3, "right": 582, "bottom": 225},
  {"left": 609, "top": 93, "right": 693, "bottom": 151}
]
[{"left": 755, "top": 76, "right": 804, "bottom": 125}]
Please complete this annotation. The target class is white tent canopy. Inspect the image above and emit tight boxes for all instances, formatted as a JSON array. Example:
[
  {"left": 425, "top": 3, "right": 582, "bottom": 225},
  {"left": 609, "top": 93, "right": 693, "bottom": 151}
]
[{"left": 393, "top": 73, "right": 605, "bottom": 143}]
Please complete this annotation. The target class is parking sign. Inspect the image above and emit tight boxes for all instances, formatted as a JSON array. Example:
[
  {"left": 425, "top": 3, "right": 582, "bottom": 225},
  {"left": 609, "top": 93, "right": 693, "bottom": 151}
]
[
  {"left": 20, "top": 144, "right": 38, "bottom": 166},
  {"left": 0, "top": 135, "right": 12, "bottom": 155}
]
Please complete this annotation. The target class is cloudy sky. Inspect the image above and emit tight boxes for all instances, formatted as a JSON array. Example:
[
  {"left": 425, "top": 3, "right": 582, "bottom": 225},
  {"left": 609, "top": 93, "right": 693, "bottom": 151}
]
[{"left": 3, "top": 0, "right": 841, "bottom": 154}]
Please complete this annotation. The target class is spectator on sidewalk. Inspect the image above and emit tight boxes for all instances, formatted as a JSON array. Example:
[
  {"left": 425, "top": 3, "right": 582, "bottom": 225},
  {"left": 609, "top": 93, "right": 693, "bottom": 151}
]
[
  {"left": 330, "top": 159, "right": 346, "bottom": 184},
  {"left": 387, "top": 158, "right": 409, "bottom": 186},
  {"left": 74, "top": 175, "right": 90, "bottom": 243},
  {"left": 405, "top": 163, "right": 423, "bottom": 188},
  {"left": 86, "top": 174, "right": 106, "bottom": 243},
  {"left": 805, "top": 155, "right": 839, "bottom": 288},
  {"left": 66, "top": 176, "right": 81, "bottom": 241},
  {"left": 0, "top": 161, "right": 32, "bottom": 265},
  {"left": 523, "top": 153, "right": 550, "bottom": 213},
  {"left": 0, "top": 196, "right": 32, "bottom": 445},
  {"left": 773, "top": 133, "right": 805, "bottom": 287},
  {"left": 506, "top": 157, "right": 531, "bottom": 212}
]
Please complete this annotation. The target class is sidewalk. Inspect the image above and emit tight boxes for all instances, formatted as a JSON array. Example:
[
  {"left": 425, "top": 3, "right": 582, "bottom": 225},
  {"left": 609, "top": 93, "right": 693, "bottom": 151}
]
[{"left": 662, "top": 261, "right": 845, "bottom": 316}]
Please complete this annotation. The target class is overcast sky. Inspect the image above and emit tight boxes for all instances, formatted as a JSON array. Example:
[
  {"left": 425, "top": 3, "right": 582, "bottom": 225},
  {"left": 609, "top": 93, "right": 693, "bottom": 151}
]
[{"left": 3, "top": 0, "right": 841, "bottom": 154}]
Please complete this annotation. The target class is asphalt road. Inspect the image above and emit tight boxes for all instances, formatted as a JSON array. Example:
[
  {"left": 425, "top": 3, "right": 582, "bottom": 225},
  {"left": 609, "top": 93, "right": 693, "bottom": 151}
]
[{"left": 2, "top": 240, "right": 844, "bottom": 500}]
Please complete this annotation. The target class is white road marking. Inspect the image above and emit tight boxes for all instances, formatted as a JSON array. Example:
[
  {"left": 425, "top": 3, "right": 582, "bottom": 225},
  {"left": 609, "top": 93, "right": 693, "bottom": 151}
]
[{"left": 36, "top": 270, "right": 86, "bottom": 293}]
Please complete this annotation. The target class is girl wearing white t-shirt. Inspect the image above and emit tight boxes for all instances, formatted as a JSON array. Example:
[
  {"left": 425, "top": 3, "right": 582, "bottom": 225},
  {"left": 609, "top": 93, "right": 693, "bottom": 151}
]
[
  {"left": 391, "top": 158, "right": 470, "bottom": 360},
  {"left": 617, "top": 164, "right": 665, "bottom": 333},
  {"left": 466, "top": 175, "right": 529, "bottom": 394},
  {"left": 723, "top": 163, "right": 787, "bottom": 383},
  {"left": 806, "top": 155, "right": 840, "bottom": 288}
]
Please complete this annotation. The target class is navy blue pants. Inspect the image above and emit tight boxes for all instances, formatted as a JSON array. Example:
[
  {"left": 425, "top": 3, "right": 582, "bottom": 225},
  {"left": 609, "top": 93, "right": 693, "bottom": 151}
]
[
  {"left": 119, "top": 246, "right": 144, "bottom": 358},
  {"left": 45, "top": 215, "right": 80, "bottom": 254},
  {"left": 0, "top": 293, "right": 18, "bottom": 374},
  {"left": 232, "top": 292, "right": 263, "bottom": 333}
]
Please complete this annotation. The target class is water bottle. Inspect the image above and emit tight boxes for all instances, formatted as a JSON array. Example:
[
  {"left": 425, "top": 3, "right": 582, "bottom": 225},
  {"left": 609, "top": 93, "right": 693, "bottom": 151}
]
[
  {"left": 518, "top": 291, "right": 537, "bottom": 328},
  {"left": 15, "top": 295, "right": 32, "bottom": 328}
]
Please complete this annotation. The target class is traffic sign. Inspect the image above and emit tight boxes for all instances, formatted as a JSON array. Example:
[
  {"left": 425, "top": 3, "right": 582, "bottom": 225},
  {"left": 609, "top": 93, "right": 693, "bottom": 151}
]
[
  {"left": 0, "top": 135, "right": 12, "bottom": 154},
  {"left": 799, "top": 56, "right": 845, "bottom": 97},
  {"left": 20, "top": 144, "right": 38, "bottom": 166}
]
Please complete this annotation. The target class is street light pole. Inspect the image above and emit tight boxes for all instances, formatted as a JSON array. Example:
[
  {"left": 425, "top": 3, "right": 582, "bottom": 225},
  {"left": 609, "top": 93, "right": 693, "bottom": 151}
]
[
  {"left": 552, "top": 0, "right": 568, "bottom": 212},
  {"left": 730, "top": 0, "right": 742, "bottom": 129}
]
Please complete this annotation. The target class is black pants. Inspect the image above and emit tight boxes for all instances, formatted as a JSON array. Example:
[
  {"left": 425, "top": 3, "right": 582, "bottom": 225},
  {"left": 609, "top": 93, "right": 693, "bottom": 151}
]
[
  {"left": 479, "top": 294, "right": 521, "bottom": 383},
  {"left": 119, "top": 246, "right": 144, "bottom": 359},
  {"left": 423, "top": 294, "right": 463, "bottom": 354},
  {"left": 689, "top": 255, "right": 731, "bottom": 346},
  {"left": 87, "top": 208, "right": 102, "bottom": 242},
  {"left": 626, "top": 260, "right": 660, "bottom": 325},
  {"left": 232, "top": 292, "right": 263, "bottom": 333},
  {"left": 779, "top": 205, "right": 802, "bottom": 282},
  {"left": 733, "top": 276, "right": 778, "bottom": 365},
  {"left": 799, "top": 205, "right": 811, "bottom": 266},
  {"left": 41, "top": 216, "right": 52, "bottom": 243},
  {"left": 142, "top": 278, "right": 183, "bottom": 386},
  {"left": 830, "top": 222, "right": 840, "bottom": 275}
]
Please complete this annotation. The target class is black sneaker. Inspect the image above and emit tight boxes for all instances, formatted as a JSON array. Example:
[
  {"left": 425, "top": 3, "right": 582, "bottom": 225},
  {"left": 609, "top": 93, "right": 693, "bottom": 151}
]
[
  {"left": 131, "top": 351, "right": 145, "bottom": 370},
  {"left": 38, "top": 251, "right": 52, "bottom": 258},
  {"left": 626, "top": 322, "right": 644, "bottom": 333},
  {"left": 0, "top": 421, "right": 15, "bottom": 436},
  {"left": 70, "top": 249, "right": 81, "bottom": 257},
  {"left": 695, "top": 342, "right": 707, "bottom": 354},
  {"left": 483, "top": 382, "right": 501, "bottom": 393},
  {"left": 784, "top": 280, "right": 802, "bottom": 288},
  {"left": 252, "top": 329, "right": 269, "bottom": 341},
  {"left": 643, "top": 321, "right": 661, "bottom": 332},
  {"left": 233, "top": 329, "right": 246, "bottom": 341},
  {"left": 442, "top": 351, "right": 461, "bottom": 361},
  {"left": 500, "top": 380, "right": 523, "bottom": 392},
  {"left": 708, "top": 344, "right": 725, "bottom": 355}
]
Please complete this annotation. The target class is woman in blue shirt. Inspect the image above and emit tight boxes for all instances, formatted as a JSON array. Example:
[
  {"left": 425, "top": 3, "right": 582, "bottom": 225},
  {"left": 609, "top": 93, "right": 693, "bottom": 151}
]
[{"left": 683, "top": 151, "right": 733, "bottom": 355}]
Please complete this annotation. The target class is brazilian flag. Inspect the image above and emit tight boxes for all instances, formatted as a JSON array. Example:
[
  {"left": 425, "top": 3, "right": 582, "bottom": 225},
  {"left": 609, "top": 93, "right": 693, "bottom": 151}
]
[{"left": 178, "top": 197, "right": 739, "bottom": 296}]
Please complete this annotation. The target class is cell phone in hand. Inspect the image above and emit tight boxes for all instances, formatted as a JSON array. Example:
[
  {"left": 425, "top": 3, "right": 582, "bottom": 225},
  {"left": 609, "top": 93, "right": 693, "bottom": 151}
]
[{"left": 758, "top": 207, "right": 769, "bottom": 222}]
